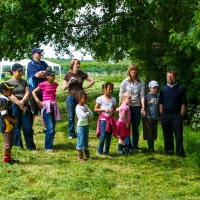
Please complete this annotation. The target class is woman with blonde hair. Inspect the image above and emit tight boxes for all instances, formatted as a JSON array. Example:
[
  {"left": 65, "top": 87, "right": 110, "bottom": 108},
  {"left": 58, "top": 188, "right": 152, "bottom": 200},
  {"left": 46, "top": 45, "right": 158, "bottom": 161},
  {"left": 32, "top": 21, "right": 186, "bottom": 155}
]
[
  {"left": 119, "top": 64, "right": 145, "bottom": 151},
  {"left": 63, "top": 59, "right": 95, "bottom": 139}
]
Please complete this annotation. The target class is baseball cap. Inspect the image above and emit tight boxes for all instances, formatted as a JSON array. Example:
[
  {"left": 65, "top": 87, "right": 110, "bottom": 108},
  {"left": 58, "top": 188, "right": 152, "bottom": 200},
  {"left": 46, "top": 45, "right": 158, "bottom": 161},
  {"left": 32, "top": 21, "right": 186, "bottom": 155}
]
[
  {"left": 31, "top": 48, "right": 44, "bottom": 54},
  {"left": 45, "top": 68, "right": 57, "bottom": 76},
  {"left": 148, "top": 80, "right": 159, "bottom": 88},
  {"left": 0, "top": 82, "right": 16, "bottom": 93},
  {"left": 12, "top": 63, "right": 24, "bottom": 71}
]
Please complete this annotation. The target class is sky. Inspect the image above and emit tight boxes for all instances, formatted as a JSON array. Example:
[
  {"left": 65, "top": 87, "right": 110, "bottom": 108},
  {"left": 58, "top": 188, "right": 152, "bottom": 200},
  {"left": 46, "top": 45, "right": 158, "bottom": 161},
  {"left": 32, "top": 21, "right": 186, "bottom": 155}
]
[{"left": 40, "top": 45, "right": 93, "bottom": 60}]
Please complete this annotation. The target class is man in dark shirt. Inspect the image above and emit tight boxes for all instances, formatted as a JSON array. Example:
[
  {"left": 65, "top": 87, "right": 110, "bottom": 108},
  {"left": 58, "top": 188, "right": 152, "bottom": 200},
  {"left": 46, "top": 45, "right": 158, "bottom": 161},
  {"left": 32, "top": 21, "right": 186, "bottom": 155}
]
[
  {"left": 159, "top": 70, "right": 187, "bottom": 157},
  {"left": 27, "top": 48, "right": 48, "bottom": 131}
]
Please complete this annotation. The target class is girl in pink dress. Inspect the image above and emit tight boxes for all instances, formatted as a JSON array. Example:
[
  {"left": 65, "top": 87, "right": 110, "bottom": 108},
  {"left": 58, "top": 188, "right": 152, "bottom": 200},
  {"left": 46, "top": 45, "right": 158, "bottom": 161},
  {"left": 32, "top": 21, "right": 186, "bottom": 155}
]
[{"left": 117, "top": 93, "right": 132, "bottom": 154}]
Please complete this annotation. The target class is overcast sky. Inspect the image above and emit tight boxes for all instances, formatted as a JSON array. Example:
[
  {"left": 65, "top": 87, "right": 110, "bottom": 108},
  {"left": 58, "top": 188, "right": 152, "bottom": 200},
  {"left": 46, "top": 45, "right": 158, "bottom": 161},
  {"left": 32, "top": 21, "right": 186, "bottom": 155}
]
[{"left": 40, "top": 45, "right": 93, "bottom": 60}]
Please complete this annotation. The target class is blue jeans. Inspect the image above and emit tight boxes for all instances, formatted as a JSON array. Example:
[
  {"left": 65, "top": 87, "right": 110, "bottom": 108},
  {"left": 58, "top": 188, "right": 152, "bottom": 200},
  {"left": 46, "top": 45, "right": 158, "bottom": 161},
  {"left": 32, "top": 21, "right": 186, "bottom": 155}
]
[
  {"left": 66, "top": 96, "right": 78, "bottom": 138},
  {"left": 76, "top": 125, "right": 89, "bottom": 150},
  {"left": 12, "top": 103, "right": 36, "bottom": 150},
  {"left": 98, "top": 120, "right": 112, "bottom": 154},
  {"left": 129, "top": 106, "right": 141, "bottom": 149},
  {"left": 43, "top": 107, "right": 56, "bottom": 149}
]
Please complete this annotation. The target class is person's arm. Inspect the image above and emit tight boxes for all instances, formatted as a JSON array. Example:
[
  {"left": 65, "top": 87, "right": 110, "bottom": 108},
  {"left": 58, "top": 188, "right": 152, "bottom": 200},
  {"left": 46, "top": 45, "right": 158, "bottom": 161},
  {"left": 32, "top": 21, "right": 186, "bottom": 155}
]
[
  {"left": 140, "top": 97, "right": 145, "bottom": 113},
  {"left": 76, "top": 105, "right": 90, "bottom": 118},
  {"left": 83, "top": 76, "right": 95, "bottom": 91},
  {"left": 27, "top": 62, "right": 46, "bottom": 79},
  {"left": 9, "top": 95, "right": 20, "bottom": 105},
  {"left": 19, "top": 86, "right": 29, "bottom": 105},
  {"left": 159, "top": 104, "right": 163, "bottom": 114},
  {"left": 32, "top": 87, "right": 43, "bottom": 108},
  {"left": 86, "top": 105, "right": 93, "bottom": 117},
  {"left": 34, "top": 70, "right": 46, "bottom": 78},
  {"left": 4, "top": 116, "right": 18, "bottom": 125},
  {"left": 122, "top": 109, "right": 129, "bottom": 128},
  {"left": 62, "top": 78, "right": 75, "bottom": 91},
  {"left": 180, "top": 104, "right": 186, "bottom": 116}
]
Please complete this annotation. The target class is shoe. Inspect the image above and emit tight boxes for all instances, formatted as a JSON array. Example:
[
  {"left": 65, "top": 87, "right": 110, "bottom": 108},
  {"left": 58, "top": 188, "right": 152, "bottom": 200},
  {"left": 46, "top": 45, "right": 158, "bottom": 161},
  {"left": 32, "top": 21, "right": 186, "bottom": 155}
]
[
  {"left": 68, "top": 136, "right": 73, "bottom": 139},
  {"left": 46, "top": 149, "right": 53, "bottom": 153},
  {"left": 118, "top": 151, "right": 125, "bottom": 155},
  {"left": 133, "top": 147, "right": 142, "bottom": 152},
  {"left": 5, "top": 158, "right": 19, "bottom": 165},
  {"left": 43, "top": 129, "right": 46, "bottom": 134},
  {"left": 104, "top": 153, "right": 113, "bottom": 158}
]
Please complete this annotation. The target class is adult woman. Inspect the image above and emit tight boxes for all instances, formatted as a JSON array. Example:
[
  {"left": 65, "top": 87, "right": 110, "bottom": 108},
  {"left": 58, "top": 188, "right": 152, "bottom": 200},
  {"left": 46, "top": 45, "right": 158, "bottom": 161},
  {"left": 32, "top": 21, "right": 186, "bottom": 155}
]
[
  {"left": 63, "top": 59, "right": 95, "bottom": 139},
  {"left": 119, "top": 64, "right": 145, "bottom": 150}
]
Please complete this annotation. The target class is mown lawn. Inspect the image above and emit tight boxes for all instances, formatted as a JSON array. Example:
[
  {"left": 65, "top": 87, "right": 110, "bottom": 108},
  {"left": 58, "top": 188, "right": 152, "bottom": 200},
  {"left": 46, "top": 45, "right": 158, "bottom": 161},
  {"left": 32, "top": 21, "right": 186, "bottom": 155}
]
[{"left": 0, "top": 75, "right": 200, "bottom": 200}]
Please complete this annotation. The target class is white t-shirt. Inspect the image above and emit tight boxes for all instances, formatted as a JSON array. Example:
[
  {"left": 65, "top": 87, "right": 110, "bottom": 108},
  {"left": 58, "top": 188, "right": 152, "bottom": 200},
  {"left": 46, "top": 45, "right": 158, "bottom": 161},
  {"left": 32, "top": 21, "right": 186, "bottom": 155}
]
[
  {"left": 76, "top": 104, "right": 93, "bottom": 126},
  {"left": 96, "top": 95, "right": 116, "bottom": 117}
]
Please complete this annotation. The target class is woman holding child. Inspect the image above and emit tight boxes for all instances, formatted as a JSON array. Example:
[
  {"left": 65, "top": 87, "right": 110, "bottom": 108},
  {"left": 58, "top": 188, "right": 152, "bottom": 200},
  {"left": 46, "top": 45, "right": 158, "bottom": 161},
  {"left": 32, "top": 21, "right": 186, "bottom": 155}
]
[{"left": 119, "top": 64, "right": 145, "bottom": 151}]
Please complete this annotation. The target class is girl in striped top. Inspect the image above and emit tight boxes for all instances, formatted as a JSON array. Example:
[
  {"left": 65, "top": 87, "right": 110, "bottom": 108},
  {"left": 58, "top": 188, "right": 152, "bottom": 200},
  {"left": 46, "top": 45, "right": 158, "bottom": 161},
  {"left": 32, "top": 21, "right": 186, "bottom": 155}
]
[{"left": 32, "top": 68, "right": 60, "bottom": 153}]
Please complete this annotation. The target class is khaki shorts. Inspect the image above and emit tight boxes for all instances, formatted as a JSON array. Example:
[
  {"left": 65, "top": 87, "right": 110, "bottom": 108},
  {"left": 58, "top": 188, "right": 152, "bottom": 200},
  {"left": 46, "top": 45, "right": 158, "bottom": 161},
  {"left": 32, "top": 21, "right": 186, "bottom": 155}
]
[{"left": 3, "top": 131, "right": 14, "bottom": 149}]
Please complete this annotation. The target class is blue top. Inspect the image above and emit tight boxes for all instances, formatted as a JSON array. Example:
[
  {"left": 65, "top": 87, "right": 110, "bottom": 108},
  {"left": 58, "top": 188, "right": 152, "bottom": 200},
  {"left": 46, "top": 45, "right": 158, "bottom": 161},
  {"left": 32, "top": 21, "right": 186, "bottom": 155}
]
[
  {"left": 27, "top": 59, "right": 48, "bottom": 93},
  {"left": 144, "top": 93, "right": 159, "bottom": 120},
  {"left": 159, "top": 83, "right": 187, "bottom": 114}
]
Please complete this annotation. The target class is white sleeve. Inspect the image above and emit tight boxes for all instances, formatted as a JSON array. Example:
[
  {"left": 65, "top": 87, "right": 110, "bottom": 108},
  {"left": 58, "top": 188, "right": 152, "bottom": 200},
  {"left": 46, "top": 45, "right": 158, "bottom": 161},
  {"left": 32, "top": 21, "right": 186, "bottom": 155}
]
[
  {"left": 76, "top": 105, "right": 90, "bottom": 117},
  {"left": 85, "top": 104, "right": 93, "bottom": 117}
]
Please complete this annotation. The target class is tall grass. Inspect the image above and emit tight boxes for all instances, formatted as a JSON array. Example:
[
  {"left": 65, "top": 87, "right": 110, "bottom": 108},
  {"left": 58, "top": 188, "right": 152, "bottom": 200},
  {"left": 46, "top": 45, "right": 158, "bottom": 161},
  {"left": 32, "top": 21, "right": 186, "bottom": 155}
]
[{"left": 0, "top": 76, "right": 200, "bottom": 199}]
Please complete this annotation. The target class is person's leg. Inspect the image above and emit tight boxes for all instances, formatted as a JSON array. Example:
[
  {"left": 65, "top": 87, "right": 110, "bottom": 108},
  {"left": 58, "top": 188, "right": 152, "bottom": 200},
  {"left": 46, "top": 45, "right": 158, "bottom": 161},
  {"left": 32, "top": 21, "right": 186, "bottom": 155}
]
[
  {"left": 66, "top": 96, "right": 78, "bottom": 138},
  {"left": 130, "top": 106, "right": 141, "bottom": 149},
  {"left": 21, "top": 107, "right": 36, "bottom": 150},
  {"left": 172, "top": 113, "right": 184, "bottom": 156},
  {"left": 104, "top": 132, "right": 112, "bottom": 155},
  {"left": 98, "top": 120, "right": 106, "bottom": 155},
  {"left": 160, "top": 113, "right": 174, "bottom": 154},
  {"left": 43, "top": 108, "right": 55, "bottom": 150},
  {"left": 83, "top": 126, "right": 90, "bottom": 160},
  {"left": 12, "top": 104, "right": 23, "bottom": 148}
]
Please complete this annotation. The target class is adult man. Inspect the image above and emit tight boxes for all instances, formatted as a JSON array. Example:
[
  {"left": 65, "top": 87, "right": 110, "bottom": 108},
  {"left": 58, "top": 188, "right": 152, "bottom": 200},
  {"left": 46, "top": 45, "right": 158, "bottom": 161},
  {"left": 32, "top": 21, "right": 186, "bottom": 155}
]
[
  {"left": 27, "top": 48, "right": 48, "bottom": 131},
  {"left": 159, "top": 70, "right": 187, "bottom": 157}
]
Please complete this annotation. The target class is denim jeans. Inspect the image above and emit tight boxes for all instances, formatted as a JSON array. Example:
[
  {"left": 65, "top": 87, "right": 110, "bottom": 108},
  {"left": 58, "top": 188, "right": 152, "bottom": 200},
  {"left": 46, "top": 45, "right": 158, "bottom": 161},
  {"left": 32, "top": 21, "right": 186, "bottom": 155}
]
[
  {"left": 12, "top": 103, "right": 36, "bottom": 150},
  {"left": 98, "top": 120, "right": 112, "bottom": 154},
  {"left": 76, "top": 125, "right": 89, "bottom": 150},
  {"left": 129, "top": 106, "right": 141, "bottom": 149},
  {"left": 43, "top": 107, "right": 56, "bottom": 149},
  {"left": 66, "top": 96, "right": 78, "bottom": 138}
]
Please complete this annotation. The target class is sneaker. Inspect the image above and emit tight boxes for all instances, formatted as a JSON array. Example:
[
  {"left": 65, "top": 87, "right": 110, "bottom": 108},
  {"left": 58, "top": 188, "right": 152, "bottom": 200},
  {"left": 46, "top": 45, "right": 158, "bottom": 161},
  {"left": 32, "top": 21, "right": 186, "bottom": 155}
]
[
  {"left": 5, "top": 158, "right": 19, "bottom": 165},
  {"left": 68, "top": 136, "right": 73, "bottom": 139},
  {"left": 104, "top": 153, "right": 113, "bottom": 158},
  {"left": 118, "top": 151, "right": 125, "bottom": 155},
  {"left": 46, "top": 149, "right": 53, "bottom": 153}
]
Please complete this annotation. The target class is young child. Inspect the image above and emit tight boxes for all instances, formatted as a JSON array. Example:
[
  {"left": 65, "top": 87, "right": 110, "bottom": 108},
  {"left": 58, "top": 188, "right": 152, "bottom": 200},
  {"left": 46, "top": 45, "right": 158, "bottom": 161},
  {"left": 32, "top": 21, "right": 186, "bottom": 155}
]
[
  {"left": 7, "top": 63, "right": 36, "bottom": 150},
  {"left": 0, "top": 82, "right": 18, "bottom": 164},
  {"left": 116, "top": 93, "right": 132, "bottom": 155},
  {"left": 75, "top": 91, "right": 93, "bottom": 162},
  {"left": 94, "top": 82, "right": 117, "bottom": 157},
  {"left": 142, "top": 80, "right": 159, "bottom": 152},
  {"left": 32, "top": 68, "right": 60, "bottom": 153}
]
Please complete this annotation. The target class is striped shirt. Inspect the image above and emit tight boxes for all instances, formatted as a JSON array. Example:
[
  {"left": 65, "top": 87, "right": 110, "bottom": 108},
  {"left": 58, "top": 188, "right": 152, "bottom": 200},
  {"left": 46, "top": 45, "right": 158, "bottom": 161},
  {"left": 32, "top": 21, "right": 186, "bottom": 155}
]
[{"left": 38, "top": 81, "right": 58, "bottom": 101}]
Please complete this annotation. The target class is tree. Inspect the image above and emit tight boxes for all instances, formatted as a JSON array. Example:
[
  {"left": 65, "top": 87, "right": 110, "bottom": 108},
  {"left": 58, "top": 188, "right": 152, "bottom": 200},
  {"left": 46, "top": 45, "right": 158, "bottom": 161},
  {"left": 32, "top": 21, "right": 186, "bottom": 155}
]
[{"left": 1, "top": 0, "right": 200, "bottom": 102}]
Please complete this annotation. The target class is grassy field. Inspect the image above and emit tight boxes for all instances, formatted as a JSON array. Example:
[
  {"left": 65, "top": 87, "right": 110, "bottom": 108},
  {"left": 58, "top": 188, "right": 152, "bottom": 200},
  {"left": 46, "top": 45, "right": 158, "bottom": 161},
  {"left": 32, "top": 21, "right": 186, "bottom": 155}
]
[{"left": 0, "top": 75, "right": 200, "bottom": 200}]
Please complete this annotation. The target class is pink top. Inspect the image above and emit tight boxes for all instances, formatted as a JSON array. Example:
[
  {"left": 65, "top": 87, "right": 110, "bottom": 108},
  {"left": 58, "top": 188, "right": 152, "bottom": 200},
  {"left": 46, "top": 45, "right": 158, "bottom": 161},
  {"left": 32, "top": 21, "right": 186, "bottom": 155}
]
[
  {"left": 38, "top": 81, "right": 58, "bottom": 101},
  {"left": 118, "top": 104, "right": 131, "bottom": 123}
]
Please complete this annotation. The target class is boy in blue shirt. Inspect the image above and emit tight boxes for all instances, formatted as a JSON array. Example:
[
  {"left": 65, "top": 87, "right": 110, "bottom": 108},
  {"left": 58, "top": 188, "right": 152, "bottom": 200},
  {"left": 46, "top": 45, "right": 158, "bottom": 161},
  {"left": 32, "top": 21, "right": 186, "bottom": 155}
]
[{"left": 142, "top": 81, "right": 159, "bottom": 152}]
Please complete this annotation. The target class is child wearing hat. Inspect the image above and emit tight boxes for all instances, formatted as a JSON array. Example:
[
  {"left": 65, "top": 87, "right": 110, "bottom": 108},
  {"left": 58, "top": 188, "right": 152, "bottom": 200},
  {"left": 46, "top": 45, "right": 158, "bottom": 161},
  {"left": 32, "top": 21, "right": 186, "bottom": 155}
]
[
  {"left": 0, "top": 82, "right": 18, "bottom": 164},
  {"left": 141, "top": 80, "right": 159, "bottom": 153},
  {"left": 7, "top": 63, "right": 36, "bottom": 150},
  {"left": 32, "top": 68, "right": 60, "bottom": 153}
]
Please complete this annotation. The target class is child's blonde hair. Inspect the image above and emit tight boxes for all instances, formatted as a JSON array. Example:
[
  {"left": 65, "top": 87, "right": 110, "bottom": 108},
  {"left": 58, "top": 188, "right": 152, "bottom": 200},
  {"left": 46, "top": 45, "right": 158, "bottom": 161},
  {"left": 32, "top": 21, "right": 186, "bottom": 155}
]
[{"left": 119, "top": 92, "right": 131, "bottom": 105}]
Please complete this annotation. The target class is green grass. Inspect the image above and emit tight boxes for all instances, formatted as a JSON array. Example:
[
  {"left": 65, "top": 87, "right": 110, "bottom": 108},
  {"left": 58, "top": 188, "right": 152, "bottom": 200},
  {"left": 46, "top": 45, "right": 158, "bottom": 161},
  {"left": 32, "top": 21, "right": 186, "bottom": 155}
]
[{"left": 0, "top": 76, "right": 200, "bottom": 200}]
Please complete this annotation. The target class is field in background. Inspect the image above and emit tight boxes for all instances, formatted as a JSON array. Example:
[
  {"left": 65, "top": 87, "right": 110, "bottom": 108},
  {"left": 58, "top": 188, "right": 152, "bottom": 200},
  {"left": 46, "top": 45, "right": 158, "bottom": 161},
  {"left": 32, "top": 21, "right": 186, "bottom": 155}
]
[{"left": 0, "top": 75, "right": 200, "bottom": 199}]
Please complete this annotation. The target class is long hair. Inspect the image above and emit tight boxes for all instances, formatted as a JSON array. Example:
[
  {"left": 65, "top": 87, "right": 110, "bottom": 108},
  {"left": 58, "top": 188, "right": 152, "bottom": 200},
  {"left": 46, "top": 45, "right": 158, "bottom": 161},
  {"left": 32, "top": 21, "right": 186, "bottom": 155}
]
[
  {"left": 69, "top": 59, "right": 80, "bottom": 71},
  {"left": 127, "top": 64, "right": 140, "bottom": 82}
]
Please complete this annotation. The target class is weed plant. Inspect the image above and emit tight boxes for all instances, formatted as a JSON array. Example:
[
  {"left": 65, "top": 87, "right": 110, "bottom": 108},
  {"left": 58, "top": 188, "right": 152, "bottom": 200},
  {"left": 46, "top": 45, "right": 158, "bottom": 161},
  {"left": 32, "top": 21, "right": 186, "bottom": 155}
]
[{"left": 0, "top": 77, "right": 200, "bottom": 199}]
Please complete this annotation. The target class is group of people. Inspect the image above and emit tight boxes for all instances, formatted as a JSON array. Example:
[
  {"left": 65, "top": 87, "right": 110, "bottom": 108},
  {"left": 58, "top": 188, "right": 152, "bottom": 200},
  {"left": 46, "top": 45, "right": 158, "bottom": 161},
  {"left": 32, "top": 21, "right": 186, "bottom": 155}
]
[{"left": 0, "top": 48, "right": 187, "bottom": 164}]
